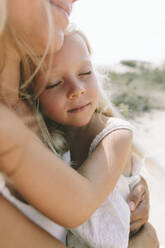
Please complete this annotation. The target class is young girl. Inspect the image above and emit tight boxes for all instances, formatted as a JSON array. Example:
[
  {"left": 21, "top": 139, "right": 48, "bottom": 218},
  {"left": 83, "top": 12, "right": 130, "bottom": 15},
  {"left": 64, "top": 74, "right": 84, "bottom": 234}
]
[
  {"left": 0, "top": 1, "right": 158, "bottom": 247},
  {"left": 35, "top": 30, "right": 148, "bottom": 248}
]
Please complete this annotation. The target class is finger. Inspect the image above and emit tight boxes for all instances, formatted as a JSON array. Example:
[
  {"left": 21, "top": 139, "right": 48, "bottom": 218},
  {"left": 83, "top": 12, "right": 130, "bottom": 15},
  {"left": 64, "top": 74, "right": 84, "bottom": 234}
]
[
  {"left": 130, "top": 211, "right": 148, "bottom": 226},
  {"left": 127, "top": 182, "right": 145, "bottom": 211},
  {"left": 130, "top": 201, "right": 149, "bottom": 223},
  {"left": 130, "top": 219, "right": 145, "bottom": 233}
]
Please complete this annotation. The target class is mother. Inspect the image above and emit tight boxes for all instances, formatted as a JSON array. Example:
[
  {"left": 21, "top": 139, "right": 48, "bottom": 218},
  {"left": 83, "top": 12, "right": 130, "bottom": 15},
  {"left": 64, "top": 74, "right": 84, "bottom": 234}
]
[{"left": 0, "top": 0, "right": 158, "bottom": 247}]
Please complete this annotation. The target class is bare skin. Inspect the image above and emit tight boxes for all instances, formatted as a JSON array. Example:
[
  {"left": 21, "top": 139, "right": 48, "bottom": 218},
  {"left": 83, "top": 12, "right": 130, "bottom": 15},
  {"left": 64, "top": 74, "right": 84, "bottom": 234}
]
[
  {"left": 0, "top": 40, "right": 158, "bottom": 248},
  {"left": 128, "top": 179, "right": 159, "bottom": 247},
  {"left": 0, "top": 194, "right": 159, "bottom": 248},
  {"left": 128, "top": 177, "right": 150, "bottom": 233},
  {"left": 129, "top": 223, "right": 159, "bottom": 248},
  {"left": 0, "top": 101, "right": 159, "bottom": 247},
  {"left": 0, "top": 104, "right": 158, "bottom": 246},
  {"left": 0, "top": 196, "right": 66, "bottom": 248},
  {"left": 0, "top": 1, "right": 158, "bottom": 247}
]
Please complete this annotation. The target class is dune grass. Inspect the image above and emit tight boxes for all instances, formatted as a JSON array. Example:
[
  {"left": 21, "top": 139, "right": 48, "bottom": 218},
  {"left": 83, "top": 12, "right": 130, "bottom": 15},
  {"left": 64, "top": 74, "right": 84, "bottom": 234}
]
[{"left": 99, "top": 60, "right": 165, "bottom": 118}]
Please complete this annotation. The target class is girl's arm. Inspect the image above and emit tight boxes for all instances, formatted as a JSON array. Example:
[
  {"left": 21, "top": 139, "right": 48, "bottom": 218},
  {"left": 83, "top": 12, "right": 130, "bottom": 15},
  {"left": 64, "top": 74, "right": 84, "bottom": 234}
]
[
  {"left": 0, "top": 105, "right": 132, "bottom": 228},
  {"left": 128, "top": 222, "right": 159, "bottom": 248}
]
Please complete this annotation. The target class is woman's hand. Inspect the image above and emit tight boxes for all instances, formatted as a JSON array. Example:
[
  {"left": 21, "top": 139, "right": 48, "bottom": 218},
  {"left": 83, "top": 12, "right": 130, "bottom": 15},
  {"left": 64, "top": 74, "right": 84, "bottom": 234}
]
[{"left": 127, "top": 177, "right": 149, "bottom": 234}]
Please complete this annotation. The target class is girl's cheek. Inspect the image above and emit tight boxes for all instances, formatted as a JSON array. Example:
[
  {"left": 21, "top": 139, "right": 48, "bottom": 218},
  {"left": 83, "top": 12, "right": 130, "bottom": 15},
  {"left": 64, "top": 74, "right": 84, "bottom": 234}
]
[{"left": 39, "top": 93, "right": 49, "bottom": 108}]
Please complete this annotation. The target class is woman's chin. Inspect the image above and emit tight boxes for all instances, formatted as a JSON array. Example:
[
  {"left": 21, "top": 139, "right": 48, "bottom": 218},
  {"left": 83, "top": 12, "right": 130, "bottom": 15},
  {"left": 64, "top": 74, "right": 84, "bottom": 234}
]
[
  {"left": 53, "top": 30, "right": 64, "bottom": 52},
  {"left": 29, "top": 30, "right": 64, "bottom": 57}
]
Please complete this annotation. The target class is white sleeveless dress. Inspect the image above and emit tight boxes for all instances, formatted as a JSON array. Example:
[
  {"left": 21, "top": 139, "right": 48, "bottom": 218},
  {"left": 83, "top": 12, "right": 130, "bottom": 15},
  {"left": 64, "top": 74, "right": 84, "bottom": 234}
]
[
  {"left": 66, "top": 117, "right": 142, "bottom": 248},
  {"left": 0, "top": 117, "right": 141, "bottom": 247}
]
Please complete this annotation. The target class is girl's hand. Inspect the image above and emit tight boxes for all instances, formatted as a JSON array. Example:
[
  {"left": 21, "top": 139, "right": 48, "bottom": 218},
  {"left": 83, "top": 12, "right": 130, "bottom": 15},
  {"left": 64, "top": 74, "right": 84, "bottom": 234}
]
[
  {"left": 128, "top": 223, "right": 159, "bottom": 248},
  {"left": 127, "top": 177, "right": 149, "bottom": 235}
]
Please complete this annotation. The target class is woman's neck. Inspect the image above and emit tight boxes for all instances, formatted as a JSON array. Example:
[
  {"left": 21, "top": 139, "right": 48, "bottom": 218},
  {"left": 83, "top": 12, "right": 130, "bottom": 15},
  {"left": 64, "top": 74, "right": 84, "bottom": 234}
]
[{"left": 0, "top": 38, "right": 21, "bottom": 107}]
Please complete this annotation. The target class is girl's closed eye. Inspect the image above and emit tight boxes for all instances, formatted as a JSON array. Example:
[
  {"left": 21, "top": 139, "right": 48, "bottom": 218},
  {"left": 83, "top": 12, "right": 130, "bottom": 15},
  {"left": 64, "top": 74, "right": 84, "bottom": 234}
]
[
  {"left": 79, "top": 70, "right": 92, "bottom": 77},
  {"left": 46, "top": 80, "right": 63, "bottom": 90}
]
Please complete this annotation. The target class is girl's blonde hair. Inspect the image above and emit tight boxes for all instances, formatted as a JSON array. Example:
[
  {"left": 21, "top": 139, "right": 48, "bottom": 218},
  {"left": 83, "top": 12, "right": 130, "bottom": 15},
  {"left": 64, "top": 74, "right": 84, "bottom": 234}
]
[
  {"left": 34, "top": 28, "right": 128, "bottom": 154},
  {"left": 35, "top": 28, "right": 165, "bottom": 182}
]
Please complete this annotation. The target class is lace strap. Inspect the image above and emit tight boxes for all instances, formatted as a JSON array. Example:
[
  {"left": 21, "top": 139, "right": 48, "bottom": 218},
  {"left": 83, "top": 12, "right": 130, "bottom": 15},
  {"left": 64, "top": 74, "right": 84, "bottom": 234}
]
[{"left": 89, "top": 118, "right": 133, "bottom": 155}]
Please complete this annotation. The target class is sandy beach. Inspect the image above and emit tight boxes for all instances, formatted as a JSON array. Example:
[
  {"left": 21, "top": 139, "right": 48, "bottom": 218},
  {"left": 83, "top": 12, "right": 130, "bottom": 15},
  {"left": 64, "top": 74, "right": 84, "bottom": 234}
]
[{"left": 130, "top": 110, "right": 165, "bottom": 246}]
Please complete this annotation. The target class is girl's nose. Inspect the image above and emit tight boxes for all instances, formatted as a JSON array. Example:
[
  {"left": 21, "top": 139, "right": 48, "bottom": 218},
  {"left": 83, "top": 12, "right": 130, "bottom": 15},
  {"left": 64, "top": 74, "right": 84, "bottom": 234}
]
[{"left": 67, "top": 81, "right": 86, "bottom": 100}]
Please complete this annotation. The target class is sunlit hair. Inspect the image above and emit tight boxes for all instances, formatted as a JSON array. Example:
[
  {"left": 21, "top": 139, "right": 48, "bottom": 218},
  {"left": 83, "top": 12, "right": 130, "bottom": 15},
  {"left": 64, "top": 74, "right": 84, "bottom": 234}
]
[
  {"left": 33, "top": 28, "right": 115, "bottom": 154},
  {"left": 34, "top": 28, "right": 128, "bottom": 154},
  {"left": 0, "top": 0, "right": 55, "bottom": 99},
  {"left": 0, "top": 0, "right": 60, "bottom": 154}
]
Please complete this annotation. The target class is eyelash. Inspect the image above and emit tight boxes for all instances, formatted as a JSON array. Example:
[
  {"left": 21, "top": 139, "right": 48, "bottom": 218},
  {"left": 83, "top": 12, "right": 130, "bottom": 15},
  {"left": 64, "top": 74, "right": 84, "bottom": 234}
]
[
  {"left": 45, "top": 71, "right": 92, "bottom": 90},
  {"left": 46, "top": 81, "right": 62, "bottom": 90},
  {"left": 79, "top": 71, "right": 92, "bottom": 76}
]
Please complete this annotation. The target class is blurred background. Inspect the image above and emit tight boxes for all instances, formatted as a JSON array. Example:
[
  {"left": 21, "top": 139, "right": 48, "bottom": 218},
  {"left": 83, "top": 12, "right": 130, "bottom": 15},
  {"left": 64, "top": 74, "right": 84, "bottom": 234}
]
[
  {"left": 70, "top": 0, "right": 165, "bottom": 119},
  {"left": 71, "top": 0, "right": 165, "bottom": 118},
  {"left": 71, "top": 1, "right": 165, "bottom": 245},
  {"left": 71, "top": 0, "right": 165, "bottom": 66}
]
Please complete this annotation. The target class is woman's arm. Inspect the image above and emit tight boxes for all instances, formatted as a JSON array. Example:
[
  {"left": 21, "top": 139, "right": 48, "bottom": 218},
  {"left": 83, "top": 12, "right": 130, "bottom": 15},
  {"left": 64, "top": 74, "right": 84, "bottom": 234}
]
[
  {"left": 0, "top": 195, "right": 159, "bottom": 248},
  {"left": 0, "top": 195, "right": 66, "bottom": 248},
  {"left": 0, "top": 105, "right": 132, "bottom": 228}
]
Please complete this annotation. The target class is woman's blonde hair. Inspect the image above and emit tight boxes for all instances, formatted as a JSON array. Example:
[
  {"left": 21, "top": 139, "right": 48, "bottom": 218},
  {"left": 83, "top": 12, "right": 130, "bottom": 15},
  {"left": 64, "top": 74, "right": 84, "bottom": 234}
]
[
  {"left": 0, "top": 0, "right": 55, "bottom": 99},
  {"left": 0, "top": 0, "right": 61, "bottom": 154}
]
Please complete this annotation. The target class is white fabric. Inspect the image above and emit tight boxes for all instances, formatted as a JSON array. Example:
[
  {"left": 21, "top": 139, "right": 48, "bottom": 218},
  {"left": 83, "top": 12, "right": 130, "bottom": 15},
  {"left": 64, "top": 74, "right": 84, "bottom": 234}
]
[
  {"left": 0, "top": 117, "right": 141, "bottom": 247},
  {"left": 89, "top": 117, "right": 134, "bottom": 155},
  {"left": 0, "top": 174, "right": 67, "bottom": 244},
  {"left": 67, "top": 117, "right": 141, "bottom": 248}
]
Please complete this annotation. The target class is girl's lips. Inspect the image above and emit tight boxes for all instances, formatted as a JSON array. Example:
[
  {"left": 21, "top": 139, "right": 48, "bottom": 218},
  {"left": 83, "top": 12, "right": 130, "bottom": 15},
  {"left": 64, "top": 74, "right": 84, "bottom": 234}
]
[{"left": 68, "top": 103, "right": 91, "bottom": 113}]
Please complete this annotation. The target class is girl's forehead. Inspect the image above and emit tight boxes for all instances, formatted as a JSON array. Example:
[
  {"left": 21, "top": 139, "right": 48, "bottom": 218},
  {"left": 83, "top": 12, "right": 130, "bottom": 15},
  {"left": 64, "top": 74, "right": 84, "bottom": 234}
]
[
  {"left": 42, "top": 33, "right": 90, "bottom": 72},
  {"left": 64, "top": 33, "right": 88, "bottom": 53},
  {"left": 48, "top": 34, "right": 88, "bottom": 60},
  {"left": 59, "top": 35, "right": 89, "bottom": 60}
]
